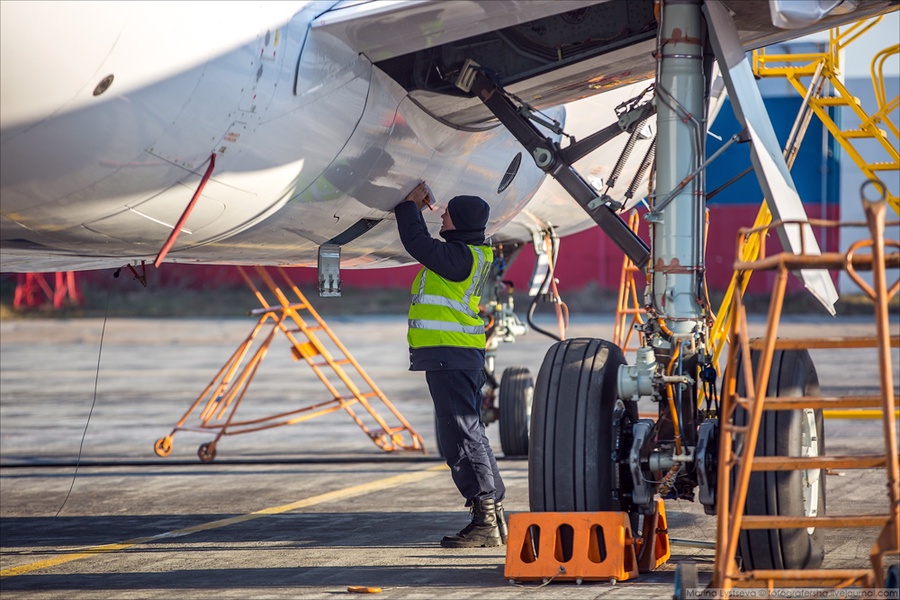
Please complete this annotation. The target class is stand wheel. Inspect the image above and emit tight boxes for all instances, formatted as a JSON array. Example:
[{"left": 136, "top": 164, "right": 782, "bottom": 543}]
[
  {"left": 198, "top": 442, "right": 217, "bottom": 463},
  {"left": 673, "top": 561, "right": 698, "bottom": 600},
  {"left": 154, "top": 436, "right": 173, "bottom": 457}
]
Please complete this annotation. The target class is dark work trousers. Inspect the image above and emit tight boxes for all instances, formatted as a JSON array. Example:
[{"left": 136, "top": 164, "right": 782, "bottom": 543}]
[{"left": 425, "top": 369, "right": 506, "bottom": 504}]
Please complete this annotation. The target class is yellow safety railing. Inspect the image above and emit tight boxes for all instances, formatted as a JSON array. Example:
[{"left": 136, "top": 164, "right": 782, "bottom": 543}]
[
  {"left": 753, "top": 16, "right": 899, "bottom": 214},
  {"left": 702, "top": 15, "right": 899, "bottom": 412}
]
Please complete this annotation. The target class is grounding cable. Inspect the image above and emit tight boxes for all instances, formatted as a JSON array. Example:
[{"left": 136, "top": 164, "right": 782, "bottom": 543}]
[{"left": 23, "top": 290, "right": 111, "bottom": 549}]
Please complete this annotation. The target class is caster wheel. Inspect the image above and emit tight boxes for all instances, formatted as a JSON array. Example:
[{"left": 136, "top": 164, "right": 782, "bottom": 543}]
[
  {"left": 198, "top": 442, "right": 217, "bottom": 463},
  {"left": 154, "top": 436, "right": 173, "bottom": 457}
]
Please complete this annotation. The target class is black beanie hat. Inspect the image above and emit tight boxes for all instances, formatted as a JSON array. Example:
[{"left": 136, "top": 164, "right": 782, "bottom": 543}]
[{"left": 447, "top": 195, "right": 490, "bottom": 232}]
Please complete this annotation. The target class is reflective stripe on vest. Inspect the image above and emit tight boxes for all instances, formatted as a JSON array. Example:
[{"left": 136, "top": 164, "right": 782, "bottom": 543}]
[
  {"left": 408, "top": 319, "right": 486, "bottom": 335},
  {"left": 408, "top": 245, "right": 492, "bottom": 349}
]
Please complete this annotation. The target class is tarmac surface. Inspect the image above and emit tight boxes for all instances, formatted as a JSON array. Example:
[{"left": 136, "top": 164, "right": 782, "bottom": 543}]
[{"left": 1, "top": 313, "right": 897, "bottom": 599}]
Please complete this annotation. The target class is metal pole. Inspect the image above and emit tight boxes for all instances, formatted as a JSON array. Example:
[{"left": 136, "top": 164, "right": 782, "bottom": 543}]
[{"left": 651, "top": 0, "right": 707, "bottom": 336}]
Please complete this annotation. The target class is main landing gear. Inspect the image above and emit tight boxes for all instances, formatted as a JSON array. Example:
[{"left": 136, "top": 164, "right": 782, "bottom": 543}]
[{"left": 458, "top": 0, "right": 846, "bottom": 586}]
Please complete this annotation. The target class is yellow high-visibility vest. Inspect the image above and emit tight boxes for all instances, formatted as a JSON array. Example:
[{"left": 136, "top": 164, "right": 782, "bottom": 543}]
[{"left": 408, "top": 245, "right": 493, "bottom": 349}]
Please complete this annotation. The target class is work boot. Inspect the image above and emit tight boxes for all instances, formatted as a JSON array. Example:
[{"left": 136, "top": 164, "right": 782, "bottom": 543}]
[
  {"left": 495, "top": 501, "right": 508, "bottom": 545},
  {"left": 440, "top": 498, "right": 502, "bottom": 548}
]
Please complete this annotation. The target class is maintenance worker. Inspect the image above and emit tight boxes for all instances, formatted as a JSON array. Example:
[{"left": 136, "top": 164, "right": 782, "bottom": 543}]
[{"left": 394, "top": 181, "right": 507, "bottom": 548}]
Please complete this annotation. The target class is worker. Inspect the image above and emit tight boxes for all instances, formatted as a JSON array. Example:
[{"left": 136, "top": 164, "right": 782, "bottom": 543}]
[{"left": 394, "top": 181, "right": 507, "bottom": 548}]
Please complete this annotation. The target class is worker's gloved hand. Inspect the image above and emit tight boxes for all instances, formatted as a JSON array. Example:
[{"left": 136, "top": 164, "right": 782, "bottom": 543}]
[{"left": 404, "top": 181, "right": 433, "bottom": 211}]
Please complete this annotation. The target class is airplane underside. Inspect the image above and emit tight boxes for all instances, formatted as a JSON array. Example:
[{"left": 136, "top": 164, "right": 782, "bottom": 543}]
[
  {"left": 1, "top": 0, "right": 893, "bottom": 273},
  {"left": 1, "top": 0, "right": 898, "bottom": 591}
]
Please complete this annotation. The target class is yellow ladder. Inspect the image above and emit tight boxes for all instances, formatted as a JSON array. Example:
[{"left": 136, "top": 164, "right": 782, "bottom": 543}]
[
  {"left": 753, "top": 16, "right": 899, "bottom": 214},
  {"left": 705, "top": 15, "right": 899, "bottom": 396},
  {"left": 154, "top": 266, "right": 425, "bottom": 462}
]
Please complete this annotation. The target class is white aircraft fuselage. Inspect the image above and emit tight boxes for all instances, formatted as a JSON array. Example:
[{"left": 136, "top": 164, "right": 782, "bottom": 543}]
[
  {"left": 1, "top": 0, "right": 894, "bottom": 273},
  {"left": 0, "top": 1, "right": 629, "bottom": 271}
]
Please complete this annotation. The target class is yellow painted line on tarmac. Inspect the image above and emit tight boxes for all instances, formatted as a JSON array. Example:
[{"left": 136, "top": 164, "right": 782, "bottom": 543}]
[{"left": 0, "top": 464, "right": 448, "bottom": 578}]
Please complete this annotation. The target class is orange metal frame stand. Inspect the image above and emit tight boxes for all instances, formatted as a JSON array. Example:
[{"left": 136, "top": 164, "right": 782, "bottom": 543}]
[{"left": 154, "top": 266, "right": 424, "bottom": 462}]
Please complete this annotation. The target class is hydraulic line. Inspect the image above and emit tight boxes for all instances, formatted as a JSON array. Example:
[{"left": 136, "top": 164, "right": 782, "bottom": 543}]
[
  {"left": 665, "top": 364, "right": 683, "bottom": 455},
  {"left": 526, "top": 231, "right": 569, "bottom": 341}
]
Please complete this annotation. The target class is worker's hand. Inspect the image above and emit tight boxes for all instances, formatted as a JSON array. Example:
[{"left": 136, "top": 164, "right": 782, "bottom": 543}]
[{"left": 404, "top": 181, "right": 433, "bottom": 211}]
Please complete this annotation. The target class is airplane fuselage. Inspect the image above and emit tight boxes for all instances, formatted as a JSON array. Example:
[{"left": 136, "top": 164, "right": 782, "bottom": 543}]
[
  {"left": 1, "top": 1, "right": 649, "bottom": 272},
  {"left": 2, "top": 0, "right": 894, "bottom": 273}
]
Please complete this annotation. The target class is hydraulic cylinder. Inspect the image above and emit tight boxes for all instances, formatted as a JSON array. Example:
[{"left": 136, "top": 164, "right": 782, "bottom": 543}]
[{"left": 651, "top": 0, "right": 707, "bottom": 336}]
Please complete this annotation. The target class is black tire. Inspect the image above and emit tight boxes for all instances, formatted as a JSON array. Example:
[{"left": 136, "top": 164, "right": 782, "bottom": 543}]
[
  {"left": 733, "top": 348, "right": 826, "bottom": 570},
  {"left": 499, "top": 366, "right": 533, "bottom": 457},
  {"left": 529, "top": 338, "right": 634, "bottom": 512},
  {"left": 198, "top": 442, "right": 217, "bottom": 463}
]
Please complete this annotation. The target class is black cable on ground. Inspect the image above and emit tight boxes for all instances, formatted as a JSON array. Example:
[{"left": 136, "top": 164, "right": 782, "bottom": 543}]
[{"left": 29, "top": 290, "right": 111, "bottom": 544}]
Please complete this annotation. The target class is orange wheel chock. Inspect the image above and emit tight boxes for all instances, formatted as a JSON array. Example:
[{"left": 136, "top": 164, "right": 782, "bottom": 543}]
[
  {"left": 504, "top": 511, "right": 642, "bottom": 583},
  {"left": 637, "top": 500, "right": 671, "bottom": 572}
]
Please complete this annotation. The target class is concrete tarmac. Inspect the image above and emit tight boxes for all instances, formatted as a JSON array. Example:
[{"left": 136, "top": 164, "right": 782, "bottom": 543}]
[{"left": 1, "top": 314, "right": 897, "bottom": 598}]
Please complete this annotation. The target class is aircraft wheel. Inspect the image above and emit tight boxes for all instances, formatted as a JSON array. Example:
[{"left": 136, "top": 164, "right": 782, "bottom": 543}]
[
  {"left": 673, "top": 561, "right": 698, "bottom": 600},
  {"left": 154, "top": 436, "right": 173, "bottom": 457},
  {"left": 529, "top": 338, "right": 634, "bottom": 511},
  {"left": 198, "top": 442, "right": 217, "bottom": 464},
  {"left": 499, "top": 366, "right": 533, "bottom": 457},
  {"left": 734, "top": 348, "right": 826, "bottom": 570}
]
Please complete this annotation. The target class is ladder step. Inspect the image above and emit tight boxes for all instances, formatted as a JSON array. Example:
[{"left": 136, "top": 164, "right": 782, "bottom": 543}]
[
  {"left": 309, "top": 358, "right": 350, "bottom": 367},
  {"left": 740, "top": 515, "right": 889, "bottom": 529},
  {"left": 748, "top": 336, "right": 899, "bottom": 350},
  {"left": 841, "top": 128, "right": 880, "bottom": 138},
  {"left": 733, "top": 568, "right": 873, "bottom": 585},
  {"left": 737, "top": 395, "right": 886, "bottom": 410},
  {"left": 811, "top": 96, "right": 858, "bottom": 106},
  {"left": 292, "top": 325, "right": 324, "bottom": 333},
  {"left": 866, "top": 162, "right": 900, "bottom": 171},
  {"left": 749, "top": 455, "right": 886, "bottom": 471}
]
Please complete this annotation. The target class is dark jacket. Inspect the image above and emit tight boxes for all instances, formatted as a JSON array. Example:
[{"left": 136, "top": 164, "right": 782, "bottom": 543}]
[{"left": 394, "top": 200, "right": 486, "bottom": 371}]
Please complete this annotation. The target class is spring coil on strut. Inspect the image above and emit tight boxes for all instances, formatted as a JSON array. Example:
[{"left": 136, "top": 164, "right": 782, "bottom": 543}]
[
  {"left": 624, "top": 136, "right": 657, "bottom": 202},
  {"left": 607, "top": 115, "right": 652, "bottom": 188}
]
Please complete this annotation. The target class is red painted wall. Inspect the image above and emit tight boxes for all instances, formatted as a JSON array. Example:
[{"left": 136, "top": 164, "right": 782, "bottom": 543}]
[{"left": 108, "top": 202, "right": 837, "bottom": 297}]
